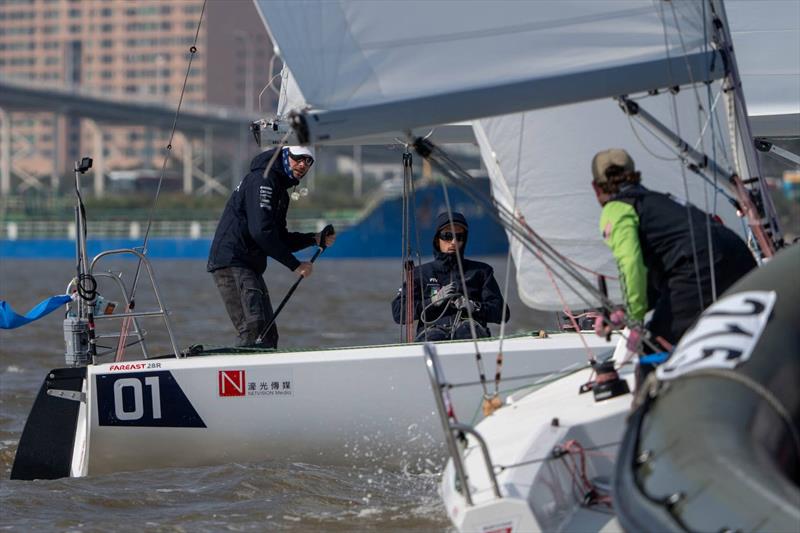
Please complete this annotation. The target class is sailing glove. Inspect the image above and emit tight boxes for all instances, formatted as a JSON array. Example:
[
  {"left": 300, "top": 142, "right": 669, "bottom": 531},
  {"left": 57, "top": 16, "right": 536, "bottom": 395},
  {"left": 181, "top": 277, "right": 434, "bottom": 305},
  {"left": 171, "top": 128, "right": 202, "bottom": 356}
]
[
  {"left": 431, "top": 282, "right": 457, "bottom": 306},
  {"left": 455, "top": 296, "right": 481, "bottom": 314}
]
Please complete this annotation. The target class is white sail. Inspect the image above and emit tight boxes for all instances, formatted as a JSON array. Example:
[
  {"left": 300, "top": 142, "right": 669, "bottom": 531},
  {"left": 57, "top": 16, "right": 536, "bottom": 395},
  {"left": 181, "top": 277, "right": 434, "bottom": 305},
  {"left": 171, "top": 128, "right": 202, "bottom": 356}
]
[
  {"left": 474, "top": 89, "right": 743, "bottom": 311},
  {"left": 727, "top": 0, "right": 800, "bottom": 137},
  {"left": 254, "top": 0, "right": 721, "bottom": 143}
]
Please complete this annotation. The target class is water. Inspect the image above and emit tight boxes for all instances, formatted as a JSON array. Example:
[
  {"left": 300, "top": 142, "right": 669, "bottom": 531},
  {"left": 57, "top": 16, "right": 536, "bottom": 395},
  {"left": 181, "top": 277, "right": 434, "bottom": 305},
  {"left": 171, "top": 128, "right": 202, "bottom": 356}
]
[{"left": 0, "top": 257, "right": 552, "bottom": 530}]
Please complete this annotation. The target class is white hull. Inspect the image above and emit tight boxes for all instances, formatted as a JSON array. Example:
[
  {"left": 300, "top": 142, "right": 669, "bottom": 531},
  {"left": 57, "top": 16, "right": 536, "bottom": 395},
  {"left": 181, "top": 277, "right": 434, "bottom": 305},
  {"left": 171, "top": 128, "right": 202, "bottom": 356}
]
[
  {"left": 441, "top": 361, "right": 634, "bottom": 533},
  {"left": 63, "top": 333, "right": 611, "bottom": 477}
]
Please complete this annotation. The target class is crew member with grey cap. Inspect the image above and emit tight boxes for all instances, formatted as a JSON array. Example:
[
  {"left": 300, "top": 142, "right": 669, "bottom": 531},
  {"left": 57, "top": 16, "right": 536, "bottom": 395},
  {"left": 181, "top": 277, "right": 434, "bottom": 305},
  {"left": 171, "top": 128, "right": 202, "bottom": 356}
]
[
  {"left": 391, "top": 212, "right": 509, "bottom": 341},
  {"left": 590, "top": 148, "right": 755, "bottom": 366},
  {"left": 208, "top": 146, "right": 335, "bottom": 348}
]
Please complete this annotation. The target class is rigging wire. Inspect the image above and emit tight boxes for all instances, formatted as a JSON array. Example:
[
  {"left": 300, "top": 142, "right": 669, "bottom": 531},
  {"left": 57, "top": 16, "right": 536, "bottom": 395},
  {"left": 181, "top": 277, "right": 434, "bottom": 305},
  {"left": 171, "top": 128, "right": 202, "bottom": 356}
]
[
  {"left": 115, "top": 0, "right": 209, "bottom": 361},
  {"left": 493, "top": 116, "right": 526, "bottom": 396},
  {"left": 437, "top": 176, "right": 490, "bottom": 398},
  {"left": 671, "top": 0, "right": 718, "bottom": 301},
  {"left": 416, "top": 139, "right": 661, "bottom": 355},
  {"left": 657, "top": 0, "right": 706, "bottom": 314}
]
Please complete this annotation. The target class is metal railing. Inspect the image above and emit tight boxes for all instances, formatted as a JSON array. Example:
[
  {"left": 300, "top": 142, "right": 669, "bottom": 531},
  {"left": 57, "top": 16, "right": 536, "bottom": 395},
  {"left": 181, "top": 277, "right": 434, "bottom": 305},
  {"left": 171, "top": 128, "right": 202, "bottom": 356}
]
[
  {"left": 89, "top": 248, "right": 182, "bottom": 359},
  {"left": 0, "top": 218, "right": 357, "bottom": 239},
  {"left": 423, "top": 343, "right": 502, "bottom": 505}
]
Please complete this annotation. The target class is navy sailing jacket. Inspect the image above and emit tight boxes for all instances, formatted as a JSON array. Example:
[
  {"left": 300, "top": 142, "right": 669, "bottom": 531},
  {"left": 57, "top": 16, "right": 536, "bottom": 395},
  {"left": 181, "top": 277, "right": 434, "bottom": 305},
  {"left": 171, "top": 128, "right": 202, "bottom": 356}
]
[
  {"left": 391, "top": 235, "right": 509, "bottom": 335},
  {"left": 207, "top": 149, "right": 316, "bottom": 275}
]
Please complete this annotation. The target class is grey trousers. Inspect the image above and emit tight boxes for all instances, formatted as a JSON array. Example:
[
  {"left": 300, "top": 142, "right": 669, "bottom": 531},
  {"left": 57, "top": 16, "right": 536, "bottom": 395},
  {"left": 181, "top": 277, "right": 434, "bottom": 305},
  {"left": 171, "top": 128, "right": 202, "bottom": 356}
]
[{"left": 212, "top": 266, "right": 278, "bottom": 349}]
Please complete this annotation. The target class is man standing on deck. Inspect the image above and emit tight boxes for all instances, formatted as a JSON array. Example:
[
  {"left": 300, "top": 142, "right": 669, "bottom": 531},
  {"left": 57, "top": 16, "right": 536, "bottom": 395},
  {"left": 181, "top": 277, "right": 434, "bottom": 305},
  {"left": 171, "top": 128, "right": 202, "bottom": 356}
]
[
  {"left": 590, "top": 148, "right": 756, "bottom": 364},
  {"left": 207, "top": 146, "right": 335, "bottom": 349},
  {"left": 391, "top": 212, "right": 509, "bottom": 341}
]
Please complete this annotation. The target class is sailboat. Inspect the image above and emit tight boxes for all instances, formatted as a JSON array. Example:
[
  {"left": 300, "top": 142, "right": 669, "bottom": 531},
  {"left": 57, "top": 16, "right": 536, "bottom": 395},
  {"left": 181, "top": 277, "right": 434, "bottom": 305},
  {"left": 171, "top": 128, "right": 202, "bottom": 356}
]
[
  {"left": 8, "top": 3, "right": 617, "bottom": 481},
  {"left": 422, "top": 2, "right": 798, "bottom": 532},
  {"left": 232, "top": 0, "right": 792, "bottom": 531}
]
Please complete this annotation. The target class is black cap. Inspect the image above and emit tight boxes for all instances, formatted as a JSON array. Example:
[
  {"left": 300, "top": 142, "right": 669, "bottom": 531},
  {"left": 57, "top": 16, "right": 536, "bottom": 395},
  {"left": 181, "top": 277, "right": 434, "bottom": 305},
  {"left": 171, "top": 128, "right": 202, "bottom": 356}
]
[{"left": 435, "top": 212, "right": 468, "bottom": 233}]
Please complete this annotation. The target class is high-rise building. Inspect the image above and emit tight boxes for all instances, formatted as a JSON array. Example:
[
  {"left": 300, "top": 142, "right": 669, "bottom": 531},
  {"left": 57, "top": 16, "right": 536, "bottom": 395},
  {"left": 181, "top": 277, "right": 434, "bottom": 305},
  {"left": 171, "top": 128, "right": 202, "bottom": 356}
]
[{"left": 0, "top": 0, "right": 275, "bottom": 192}]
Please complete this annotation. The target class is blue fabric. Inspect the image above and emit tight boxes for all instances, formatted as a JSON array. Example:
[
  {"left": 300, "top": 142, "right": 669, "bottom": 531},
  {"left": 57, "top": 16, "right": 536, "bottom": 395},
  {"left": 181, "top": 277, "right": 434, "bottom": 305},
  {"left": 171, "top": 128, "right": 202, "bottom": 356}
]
[
  {"left": 0, "top": 295, "right": 71, "bottom": 329},
  {"left": 640, "top": 352, "right": 670, "bottom": 365},
  {"left": 281, "top": 147, "right": 293, "bottom": 178}
]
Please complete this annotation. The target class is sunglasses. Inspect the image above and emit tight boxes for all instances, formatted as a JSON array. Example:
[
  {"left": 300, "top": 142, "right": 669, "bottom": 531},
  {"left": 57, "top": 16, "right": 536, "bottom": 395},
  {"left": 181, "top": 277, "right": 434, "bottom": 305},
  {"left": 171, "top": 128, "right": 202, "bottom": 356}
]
[
  {"left": 438, "top": 231, "right": 466, "bottom": 242},
  {"left": 289, "top": 153, "right": 314, "bottom": 166}
]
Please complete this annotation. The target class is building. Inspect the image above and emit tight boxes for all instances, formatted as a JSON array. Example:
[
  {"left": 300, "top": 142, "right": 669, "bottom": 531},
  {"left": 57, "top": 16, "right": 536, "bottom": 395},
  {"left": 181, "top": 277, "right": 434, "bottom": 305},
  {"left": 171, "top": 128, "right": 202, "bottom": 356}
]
[{"left": 0, "top": 0, "right": 274, "bottom": 192}]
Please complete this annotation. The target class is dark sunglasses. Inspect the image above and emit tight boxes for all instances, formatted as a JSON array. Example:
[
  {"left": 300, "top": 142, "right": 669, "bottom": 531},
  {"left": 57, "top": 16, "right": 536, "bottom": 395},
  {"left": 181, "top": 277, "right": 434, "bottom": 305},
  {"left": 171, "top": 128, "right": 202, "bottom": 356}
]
[
  {"left": 438, "top": 231, "right": 466, "bottom": 242},
  {"left": 289, "top": 153, "right": 314, "bottom": 166}
]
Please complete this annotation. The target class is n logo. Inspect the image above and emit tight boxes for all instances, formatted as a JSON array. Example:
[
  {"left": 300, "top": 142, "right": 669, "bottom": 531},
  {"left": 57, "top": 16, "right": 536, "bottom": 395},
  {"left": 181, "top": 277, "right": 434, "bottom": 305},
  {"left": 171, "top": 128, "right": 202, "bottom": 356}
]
[{"left": 219, "top": 370, "right": 246, "bottom": 397}]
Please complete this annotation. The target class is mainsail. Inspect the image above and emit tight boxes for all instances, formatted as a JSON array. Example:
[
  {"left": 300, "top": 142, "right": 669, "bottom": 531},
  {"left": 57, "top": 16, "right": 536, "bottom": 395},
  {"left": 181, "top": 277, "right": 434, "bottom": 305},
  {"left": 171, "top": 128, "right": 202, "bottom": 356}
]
[
  {"left": 253, "top": 1, "right": 722, "bottom": 143},
  {"left": 727, "top": 0, "right": 800, "bottom": 138},
  {"left": 253, "top": 0, "right": 784, "bottom": 307}
]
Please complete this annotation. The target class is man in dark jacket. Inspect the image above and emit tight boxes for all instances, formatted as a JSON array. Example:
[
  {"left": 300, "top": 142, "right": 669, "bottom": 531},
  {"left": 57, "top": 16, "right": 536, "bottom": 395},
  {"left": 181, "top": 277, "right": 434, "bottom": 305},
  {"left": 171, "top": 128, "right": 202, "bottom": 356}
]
[
  {"left": 208, "top": 146, "right": 335, "bottom": 348},
  {"left": 392, "top": 212, "right": 509, "bottom": 341},
  {"left": 591, "top": 148, "right": 756, "bottom": 352}
]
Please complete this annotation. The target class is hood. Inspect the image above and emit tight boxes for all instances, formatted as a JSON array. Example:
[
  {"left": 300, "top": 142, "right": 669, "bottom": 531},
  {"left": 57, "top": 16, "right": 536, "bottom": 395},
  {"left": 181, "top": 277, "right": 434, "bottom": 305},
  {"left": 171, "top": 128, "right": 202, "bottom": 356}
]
[
  {"left": 432, "top": 212, "right": 468, "bottom": 264},
  {"left": 250, "top": 149, "right": 299, "bottom": 188}
]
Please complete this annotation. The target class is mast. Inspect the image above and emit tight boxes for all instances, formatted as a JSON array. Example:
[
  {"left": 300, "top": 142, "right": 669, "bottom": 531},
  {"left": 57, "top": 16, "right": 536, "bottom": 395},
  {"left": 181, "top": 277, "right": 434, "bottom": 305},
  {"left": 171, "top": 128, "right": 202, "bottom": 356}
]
[{"left": 710, "top": 0, "right": 783, "bottom": 256}]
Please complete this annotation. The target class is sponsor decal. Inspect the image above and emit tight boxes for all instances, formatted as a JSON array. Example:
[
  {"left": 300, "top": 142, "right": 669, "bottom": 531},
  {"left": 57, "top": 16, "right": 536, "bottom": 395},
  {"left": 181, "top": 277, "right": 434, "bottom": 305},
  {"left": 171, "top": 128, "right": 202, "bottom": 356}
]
[
  {"left": 482, "top": 520, "right": 514, "bottom": 533},
  {"left": 259, "top": 185, "right": 273, "bottom": 209},
  {"left": 218, "top": 369, "right": 293, "bottom": 398},
  {"left": 108, "top": 362, "right": 161, "bottom": 371},
  {"left": 657, "top": 291, "right": 776, "bottom": 380},
  {"left": 218, "top": 370, "right": 246, "bottom": 397},
  {"left": 96, "top": 371, "right": 205, "bottom": 427}
]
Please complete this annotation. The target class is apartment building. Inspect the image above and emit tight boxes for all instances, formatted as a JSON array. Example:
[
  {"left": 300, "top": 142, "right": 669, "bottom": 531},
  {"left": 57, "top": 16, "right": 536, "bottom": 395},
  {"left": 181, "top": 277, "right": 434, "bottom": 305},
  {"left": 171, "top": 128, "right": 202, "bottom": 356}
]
[{"left": 0, "top": 0, "right": 274, "bottom": 190}]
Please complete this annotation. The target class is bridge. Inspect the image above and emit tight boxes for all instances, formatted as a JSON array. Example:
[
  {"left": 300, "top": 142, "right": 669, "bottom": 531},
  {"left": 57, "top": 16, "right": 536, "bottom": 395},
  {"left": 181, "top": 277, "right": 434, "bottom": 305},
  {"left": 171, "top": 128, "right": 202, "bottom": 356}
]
[{"left": 0, "top": 76, "right": 257, "bottom": 197}]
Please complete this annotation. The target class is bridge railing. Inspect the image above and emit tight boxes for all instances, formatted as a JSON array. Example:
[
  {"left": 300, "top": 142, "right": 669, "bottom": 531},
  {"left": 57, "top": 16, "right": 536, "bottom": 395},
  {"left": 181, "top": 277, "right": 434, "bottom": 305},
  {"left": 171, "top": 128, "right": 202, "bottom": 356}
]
[{"left": 0, "top": 218, "right": 357, "bottom": 240}]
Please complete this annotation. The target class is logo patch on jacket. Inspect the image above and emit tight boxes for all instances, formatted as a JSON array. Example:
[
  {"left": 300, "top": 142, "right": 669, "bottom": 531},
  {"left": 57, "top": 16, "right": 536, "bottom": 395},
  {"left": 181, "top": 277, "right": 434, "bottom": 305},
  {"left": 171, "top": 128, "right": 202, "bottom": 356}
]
[
  {"left": 259, "top": 185, "right": 272, "bottom": 209},
  {"left": 602, "top": 221, "right": 613, "bottom": 241}
]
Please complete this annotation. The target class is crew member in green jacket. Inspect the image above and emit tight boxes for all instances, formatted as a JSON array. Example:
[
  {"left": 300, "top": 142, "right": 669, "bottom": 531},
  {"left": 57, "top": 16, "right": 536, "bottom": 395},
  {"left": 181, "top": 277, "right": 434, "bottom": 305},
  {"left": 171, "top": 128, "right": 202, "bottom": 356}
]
[{"left": 591, "top": 148, "right": 756, "bottom": 355}]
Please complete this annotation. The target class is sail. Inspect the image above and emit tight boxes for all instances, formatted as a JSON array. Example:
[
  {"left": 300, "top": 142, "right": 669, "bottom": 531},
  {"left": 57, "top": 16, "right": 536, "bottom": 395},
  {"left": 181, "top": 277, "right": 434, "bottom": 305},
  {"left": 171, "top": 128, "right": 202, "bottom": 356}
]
[
  {"left": 474, "top": 88, "right": 743, "bottom": 310},
  {"left": 727, "top": 0, "right": 800, "bottom": 137},
  {"left": 253, "top": 0, "right": 722, "bottom": 143}
]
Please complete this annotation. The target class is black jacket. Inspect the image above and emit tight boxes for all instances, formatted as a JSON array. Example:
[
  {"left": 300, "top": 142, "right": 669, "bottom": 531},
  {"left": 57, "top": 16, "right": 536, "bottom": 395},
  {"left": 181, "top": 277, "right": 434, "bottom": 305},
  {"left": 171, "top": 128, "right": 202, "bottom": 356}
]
[
  {"left": 612, "top": 184, "right": 756, "bottom": 296},
  {"left": 207, "top": 149, "right": 316, "bottom": 274},
  {"left": 391, "top": 236, "right": 509, "bottom": 335},
  {"left": 613, "top": 184, "right": 756, "bottom": 343}
]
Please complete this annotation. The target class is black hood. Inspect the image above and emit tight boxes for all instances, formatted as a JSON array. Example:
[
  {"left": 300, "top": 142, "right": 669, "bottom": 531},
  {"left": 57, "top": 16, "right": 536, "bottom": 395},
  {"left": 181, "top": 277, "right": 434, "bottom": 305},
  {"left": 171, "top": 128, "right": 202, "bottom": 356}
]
[
  {"left": 432, "top": 212, "right": 468, "bottom": 265},
  {"left": 250, "top": 149, "right": 299, "bottom": 189}
]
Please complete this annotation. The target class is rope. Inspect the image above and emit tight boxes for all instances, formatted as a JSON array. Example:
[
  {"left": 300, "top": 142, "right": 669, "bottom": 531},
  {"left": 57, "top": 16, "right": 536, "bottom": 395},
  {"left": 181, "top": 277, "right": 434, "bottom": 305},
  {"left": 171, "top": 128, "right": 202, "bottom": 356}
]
[
  {"left": 671, "top": 0, "right": 719, "bottom": 302},
  {"left": 416, "top": 139, "right": 661, "bottom": 354},
  {"left": 116, "top": 0, "right": 208, "bottom": 361},
  {"left": 437, "top": 178, "right": 490, "bottom": 398},
  {"left": 494, "top": 114, "right": 526, "bottom": 396},
  {"left": 657, "top": 0, "right": 707, "bottom": 315},
  {"left": 494, "top": 440, "right": 621, "bottom": 472}
]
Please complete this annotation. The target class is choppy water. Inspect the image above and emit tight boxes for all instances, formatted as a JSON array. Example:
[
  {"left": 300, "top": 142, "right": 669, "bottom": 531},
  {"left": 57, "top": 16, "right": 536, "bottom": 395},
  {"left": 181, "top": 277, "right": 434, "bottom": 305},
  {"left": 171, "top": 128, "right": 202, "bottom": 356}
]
[{"left": 0, "top": 257, "right": 552, "bottom": 531}]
